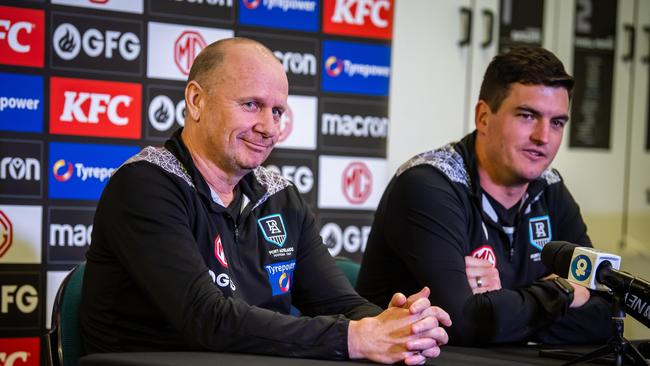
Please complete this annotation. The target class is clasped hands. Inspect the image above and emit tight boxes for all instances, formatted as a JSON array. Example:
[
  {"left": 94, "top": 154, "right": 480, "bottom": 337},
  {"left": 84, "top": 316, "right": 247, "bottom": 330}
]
[{"left": 348, "top": 287, "right": 451, "bottom": 365}]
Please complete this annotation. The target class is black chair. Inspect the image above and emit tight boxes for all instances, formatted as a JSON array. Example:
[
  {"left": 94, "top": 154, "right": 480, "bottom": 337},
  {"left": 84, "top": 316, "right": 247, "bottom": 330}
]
[{"left": 46, "top": 262, "right": 86, "bottom": 366}]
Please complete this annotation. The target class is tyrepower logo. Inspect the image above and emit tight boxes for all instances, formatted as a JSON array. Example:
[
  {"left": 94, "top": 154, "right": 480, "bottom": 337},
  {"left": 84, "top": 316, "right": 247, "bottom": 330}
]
[
  {"left": 0, "top": 205, "right": 42, "bottom": 264},
  {"left": 273, "top": 95, "right": 317, "bottom": 150},
  {"left": 264, "top": 152, "right": 316, "bottom": 207},
  {"left": 239, "top": 0, "right": 319, "bottom": 32},
  {"left": 47, "top": 206, "right": 95, "bottom": 264},
  {"left": 320, "top": 98, "right": 388, "bottom": 156},
  {"left": 0, "top": 337, "right": 39, "bottom": 366},
  {"left": 238, "top": 32, "right": 319, "bottom": 92},
  {"left": 0, "top": 140, "right": 43, "bottom": 198},
  {"left": 323, "top": 0, "right": 393, "bottom": 40},
  {"left": 318, "top": 213, "right": 372, "bottom": 262},
  {"left": 150, "top": 0, "right": 233, "bottom": 23},
  {"left": 48, "top": 142, "right": 139, "bottom": 200},
  {"left": 0, "top": 272, "right": 40, "bottom": 329},
  {"left": 318, "top": 155, "right": 387, "bottom": 210},
  {"left": 50, "top": 77, "right": 142, "bottom": 139},
  {"left": 0, "top": 6, "right": 44, "bottom": 68},
  {"left": 147, "top": 22, "right": 233, "bottom": 81},
  {"left": 0, "top": 73, "right": 43, "bottom": 133},
  {"left": 51, "top": 13, "right": 143, "bottom": 76},
  {"left": 321, "top": 40, "right": 391, "bottom": 96},
  {"left": 145, "top": 85, "right": 185, "bottom": 141},
  {"left": 51, "top": 0, "right": 144, "bottom": 14}
]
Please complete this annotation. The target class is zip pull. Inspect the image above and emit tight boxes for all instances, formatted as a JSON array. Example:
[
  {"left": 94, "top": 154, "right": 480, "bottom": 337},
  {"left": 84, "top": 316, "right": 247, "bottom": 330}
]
[
  {"left": 509, "top": 247, "right": 514, "bottom": 261},
  {"left": 234, "top": 225, "right": 239, "bottom": 244}
]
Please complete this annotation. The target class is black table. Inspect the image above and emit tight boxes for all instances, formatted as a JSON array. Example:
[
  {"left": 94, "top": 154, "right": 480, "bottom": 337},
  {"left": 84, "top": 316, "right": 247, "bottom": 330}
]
[{"left": 80, "top": 343, "right": 649, "bottom": 366}]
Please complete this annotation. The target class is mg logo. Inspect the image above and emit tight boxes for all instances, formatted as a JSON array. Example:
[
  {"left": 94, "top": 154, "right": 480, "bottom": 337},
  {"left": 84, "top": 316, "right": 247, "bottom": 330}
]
[
  {"left": 0, "top": 210, "right": 12, "bottom": 258},
  {"left": 148, "top": 95, "right": 185, "bottom": 132},
  {"left": 0, "top": 157, "right": 39, "bottom": 181},
  {"left": 471, "top": 245, "right": 496, "bottom": 267},
  {"left": 174, "top": 31, "right": 206, "bottom": 75},
  {"left": 341, "top": 162, "right": 372, "bottom": 204}
]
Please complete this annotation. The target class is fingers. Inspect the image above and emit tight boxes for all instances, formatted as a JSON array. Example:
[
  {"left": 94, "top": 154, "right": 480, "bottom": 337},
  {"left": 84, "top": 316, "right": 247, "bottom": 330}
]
[
  {"left": 405, "top": 287, "right": 431, "bottom": 314},
  {"left": 404, "top": 353, "right": 427, "bottom": 365},
  {"left": 415, "top": 306, "right": 452, "bottom": 328},
  {"left": 465, "top": 256, "right": 494, "bottom": 268},
  {"left": 388, "top": 292, "right": 407, "bottom": 308}
]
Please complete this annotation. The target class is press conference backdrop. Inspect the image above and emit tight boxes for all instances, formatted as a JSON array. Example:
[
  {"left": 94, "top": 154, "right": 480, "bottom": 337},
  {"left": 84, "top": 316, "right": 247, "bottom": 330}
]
[{"left": 0, "top": 0, "right": 393, "bottom": 363}]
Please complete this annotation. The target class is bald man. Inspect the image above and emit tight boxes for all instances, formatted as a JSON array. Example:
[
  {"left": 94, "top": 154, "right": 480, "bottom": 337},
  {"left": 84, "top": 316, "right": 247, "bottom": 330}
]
[{"left": 80, "top": 38, "right": 450, "bottom": 364}]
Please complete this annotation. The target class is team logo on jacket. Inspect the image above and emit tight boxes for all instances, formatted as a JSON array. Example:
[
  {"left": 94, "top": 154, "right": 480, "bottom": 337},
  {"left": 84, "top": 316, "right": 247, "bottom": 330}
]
[
  {"left": 470, "top": 245, "right": 496, "bottom": 267},
  {"left": 264, "top": 259, "right": 295, "bottom": 296},
  {"left": 528, "top": 215, "right": 552, "bottom": 250},
  {"left": 214, "top": 234, "right": 228, "bottom": 268},
  {"left": 257, "top": 214, "right": 287, "bottom": 247}
]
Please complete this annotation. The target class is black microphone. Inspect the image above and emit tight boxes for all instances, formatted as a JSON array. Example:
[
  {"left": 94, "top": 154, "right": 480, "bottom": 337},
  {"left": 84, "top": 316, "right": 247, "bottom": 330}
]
[{"left": 541, "top": 241, "right": 650, "bottom": 329}]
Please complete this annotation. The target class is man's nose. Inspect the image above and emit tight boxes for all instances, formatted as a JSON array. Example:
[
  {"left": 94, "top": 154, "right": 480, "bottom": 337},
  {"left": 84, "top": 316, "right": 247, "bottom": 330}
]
[
  {"left": 255, "top": 109, "right": 279, "bottom": 138},
  {"left": 531, "top": 119, "right": 550, "bottom": 144}
]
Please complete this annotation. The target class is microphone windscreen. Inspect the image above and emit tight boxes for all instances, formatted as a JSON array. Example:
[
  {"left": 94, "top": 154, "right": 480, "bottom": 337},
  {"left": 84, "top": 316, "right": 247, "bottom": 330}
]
[{"left": 541, "top": 241, "right": 577, "bottom": 278}]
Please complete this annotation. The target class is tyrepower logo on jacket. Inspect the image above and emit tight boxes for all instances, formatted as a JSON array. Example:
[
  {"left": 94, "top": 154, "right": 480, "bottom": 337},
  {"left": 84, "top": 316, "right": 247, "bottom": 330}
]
[
  {"left": 0, "top": 337, "right": 39, "bottom": 366},
  {"left": 239, "top": 0, "right": 319, "bottom": 32},
  {"left": 0, "top": 205, "right": 42, "bottom": 264},
  {"left": 264, "top": 259, "right": 295, "bottom": 296},
  {"left": 0, "top": 272, "right": 40, "bottom": 329},
  {"left": 323, "top": 0, "right": 393, "bottom": 40},
  {"left": 48, "top": 142, "right": 139, "bottom": 200},
  {"left": 50, "top": 77, "right": 142, "bottom": 139},
  {"left": 318, "top": 155, "right": 387, "bottom": 210},
  {"left": 147, "top": 22, "right": 233, "bottom": 81},
  {"left": 0, "top": 73, "right": 44, "bottom": 133},
  {"left": 0, "top": 6, "right": 44, "bottom": 68},
  {"left": 51, "top": 13, "right": 144, "bottom": 76},
  {"left": 321, "top": 40, "right": 391, "bottom": 96}
]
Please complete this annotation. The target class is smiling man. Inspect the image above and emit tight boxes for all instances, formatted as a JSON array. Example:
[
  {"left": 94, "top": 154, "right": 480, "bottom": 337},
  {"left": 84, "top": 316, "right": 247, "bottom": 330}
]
[
  {"left": 357, "top": 46, "right": 612, "bottom": 345},
  {"left": 81, "top": 37, "right": 450, "bottom": 364}
]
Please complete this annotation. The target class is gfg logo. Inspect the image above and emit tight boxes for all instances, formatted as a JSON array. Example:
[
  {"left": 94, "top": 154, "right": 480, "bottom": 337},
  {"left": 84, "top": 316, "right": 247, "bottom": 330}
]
[
  {"left": 174, "top": 31, "right": 206, "bottom": 75},
  {"left": 148, "top": 95, "right": 185, "bottom": 132},
  {"left": 341, "top": 162, "right": 372, "bottom": 204},
  {"left": 53, "top": 23, "right": 141, "bottom": 61},
  {"left": 320, "top": 222, "right": 370, "bottom": 257},
  {"left": 265, "top": 164, "right": 313, "bottom": 194},
  {"left": 1, "top": 284, "right": 38, "bottom": 314},
  {"left": 0, "top": 157, "right": 40, "bottom": 181}
]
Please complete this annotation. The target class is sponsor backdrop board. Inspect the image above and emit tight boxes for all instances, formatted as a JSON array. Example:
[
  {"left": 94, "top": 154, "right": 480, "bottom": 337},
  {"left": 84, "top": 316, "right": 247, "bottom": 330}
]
[{"left": 0, "top": 0, "right": 394, "bottom": 359}]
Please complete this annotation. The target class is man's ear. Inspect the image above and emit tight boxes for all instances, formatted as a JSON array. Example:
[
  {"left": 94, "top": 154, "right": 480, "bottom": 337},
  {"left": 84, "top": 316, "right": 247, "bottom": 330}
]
[
  {"left": 474, "top": 100, "right": 491, "bottom": 133},
  {"left": 185, "top": 80, "right": 203, "bottom": 123}
]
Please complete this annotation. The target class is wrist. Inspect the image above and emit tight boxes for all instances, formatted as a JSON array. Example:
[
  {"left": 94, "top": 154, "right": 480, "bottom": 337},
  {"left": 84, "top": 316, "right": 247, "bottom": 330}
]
[
  {"left": 551, "top": 276, "right": 575, "bottom": 305},
  {"left": 347, "top": 320, "right": 362, "bottom": 359}
]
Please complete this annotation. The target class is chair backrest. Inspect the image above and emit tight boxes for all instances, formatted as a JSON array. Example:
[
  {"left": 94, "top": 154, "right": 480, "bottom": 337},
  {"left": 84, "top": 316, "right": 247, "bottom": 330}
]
[
  {"left": 47, "top": 262, "right": 86, "bottom": 366},
  {"left": 334, "top": 256, "right": 361, "bottom": 287}
]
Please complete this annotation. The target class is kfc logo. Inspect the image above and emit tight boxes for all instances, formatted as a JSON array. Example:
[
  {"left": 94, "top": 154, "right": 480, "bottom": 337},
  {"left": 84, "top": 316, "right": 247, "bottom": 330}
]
[
  {"left": 174, "top": 31, "right": 206, "bottom": 76},
  {"left": 323, "top": 0, "right": 393, "bottom": 39},
  {"left": 0, "top": 338, "right": 39, "bottom": 366},
  {"left": 471, "top": 245, "right": 496, "bottom": 267},
  {"left": 50, "top": 77, "right": 142, "bottom": 139},
  {"left": 342, "top": 162, "right": 372, "bottom": 204},
  {"left": 214, "top": 235, "right": 228, "bottom": 268},
  {"left": 0, "top": 6, "right": 45, "bottom": 67},
  {"left": 0, "top": 210, "right": 13, "bottom": 259}
]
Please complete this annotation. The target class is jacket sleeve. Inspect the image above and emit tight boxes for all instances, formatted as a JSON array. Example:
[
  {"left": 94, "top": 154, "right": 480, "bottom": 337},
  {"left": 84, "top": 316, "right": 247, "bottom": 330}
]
[
  {"left": 86, "top": 163, "right": 375, "bottom": 360},
  {"left": 379, "top": 166, "right": 608, "bottom": 345},
  {"left": 290, "top": 189, "right": 383, "bottom": 320}
]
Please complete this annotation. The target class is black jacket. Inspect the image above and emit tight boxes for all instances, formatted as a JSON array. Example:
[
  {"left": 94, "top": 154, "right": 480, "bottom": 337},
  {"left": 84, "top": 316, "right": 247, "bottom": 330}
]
[
  {"left": 357, "top": 132, "right": 611, "bottom": 345},
  {"left": 80, "top": 129, "right": 381, "bottom": 359}
]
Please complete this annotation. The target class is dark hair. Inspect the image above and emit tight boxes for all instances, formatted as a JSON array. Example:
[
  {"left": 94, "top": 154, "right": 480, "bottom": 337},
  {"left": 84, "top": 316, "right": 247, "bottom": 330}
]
[{"left": 478, "top": 46, "right": 574, "bottom": 111}]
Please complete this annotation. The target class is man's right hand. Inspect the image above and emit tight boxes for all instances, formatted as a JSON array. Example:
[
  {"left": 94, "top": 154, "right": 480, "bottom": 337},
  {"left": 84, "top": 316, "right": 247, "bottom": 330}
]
[{"left": 347, "top": 287, "right": 451, "bottom": 365}]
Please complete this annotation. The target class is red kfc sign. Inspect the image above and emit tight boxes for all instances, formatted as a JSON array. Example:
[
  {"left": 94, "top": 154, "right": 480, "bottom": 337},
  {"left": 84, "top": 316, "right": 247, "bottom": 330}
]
[
  {"left": 341, "top": 161, "right": 372, "bottom": 204},
  {"left": 0, "top": 337, "right": 39, "bottom": 366},
  {"left": 0, "top": 6, "right": 44, "bottom": 68},
  {"left": 323, "top": 0, "right": 393, "bottom": 40},
  {"left": 50, "top": 77, "right": 142, "bottom": 139}
]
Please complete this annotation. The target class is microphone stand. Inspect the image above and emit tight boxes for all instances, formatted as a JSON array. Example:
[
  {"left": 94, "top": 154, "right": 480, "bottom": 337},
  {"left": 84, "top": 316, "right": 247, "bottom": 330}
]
[{"left": 561, "top": 294, "right": 648, "bottom": 366}]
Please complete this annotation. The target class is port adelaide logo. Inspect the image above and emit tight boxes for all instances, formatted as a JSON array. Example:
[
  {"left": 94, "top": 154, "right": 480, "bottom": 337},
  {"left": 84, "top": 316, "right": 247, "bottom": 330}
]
[
  {"left": 51, "top": 12, "right": 143, "bottom": 76},
  {"left": 258, "top": 214, "right": 287, "bottom": 247}
]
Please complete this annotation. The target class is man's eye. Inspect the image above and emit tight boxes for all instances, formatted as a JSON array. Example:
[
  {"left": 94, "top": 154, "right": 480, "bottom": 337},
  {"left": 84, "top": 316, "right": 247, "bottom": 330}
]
[
  {"left": 243, "top": 102, "right": 259, "bottom": 112},
  {"left": 272, "top": 107, "right": 284, "bottom": 120},
  {"left": 519, "top": 113, "right": 534, "bottom": 120},
  {"left": 552, "top": 119, "right": 567, "bottom": 128}
]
